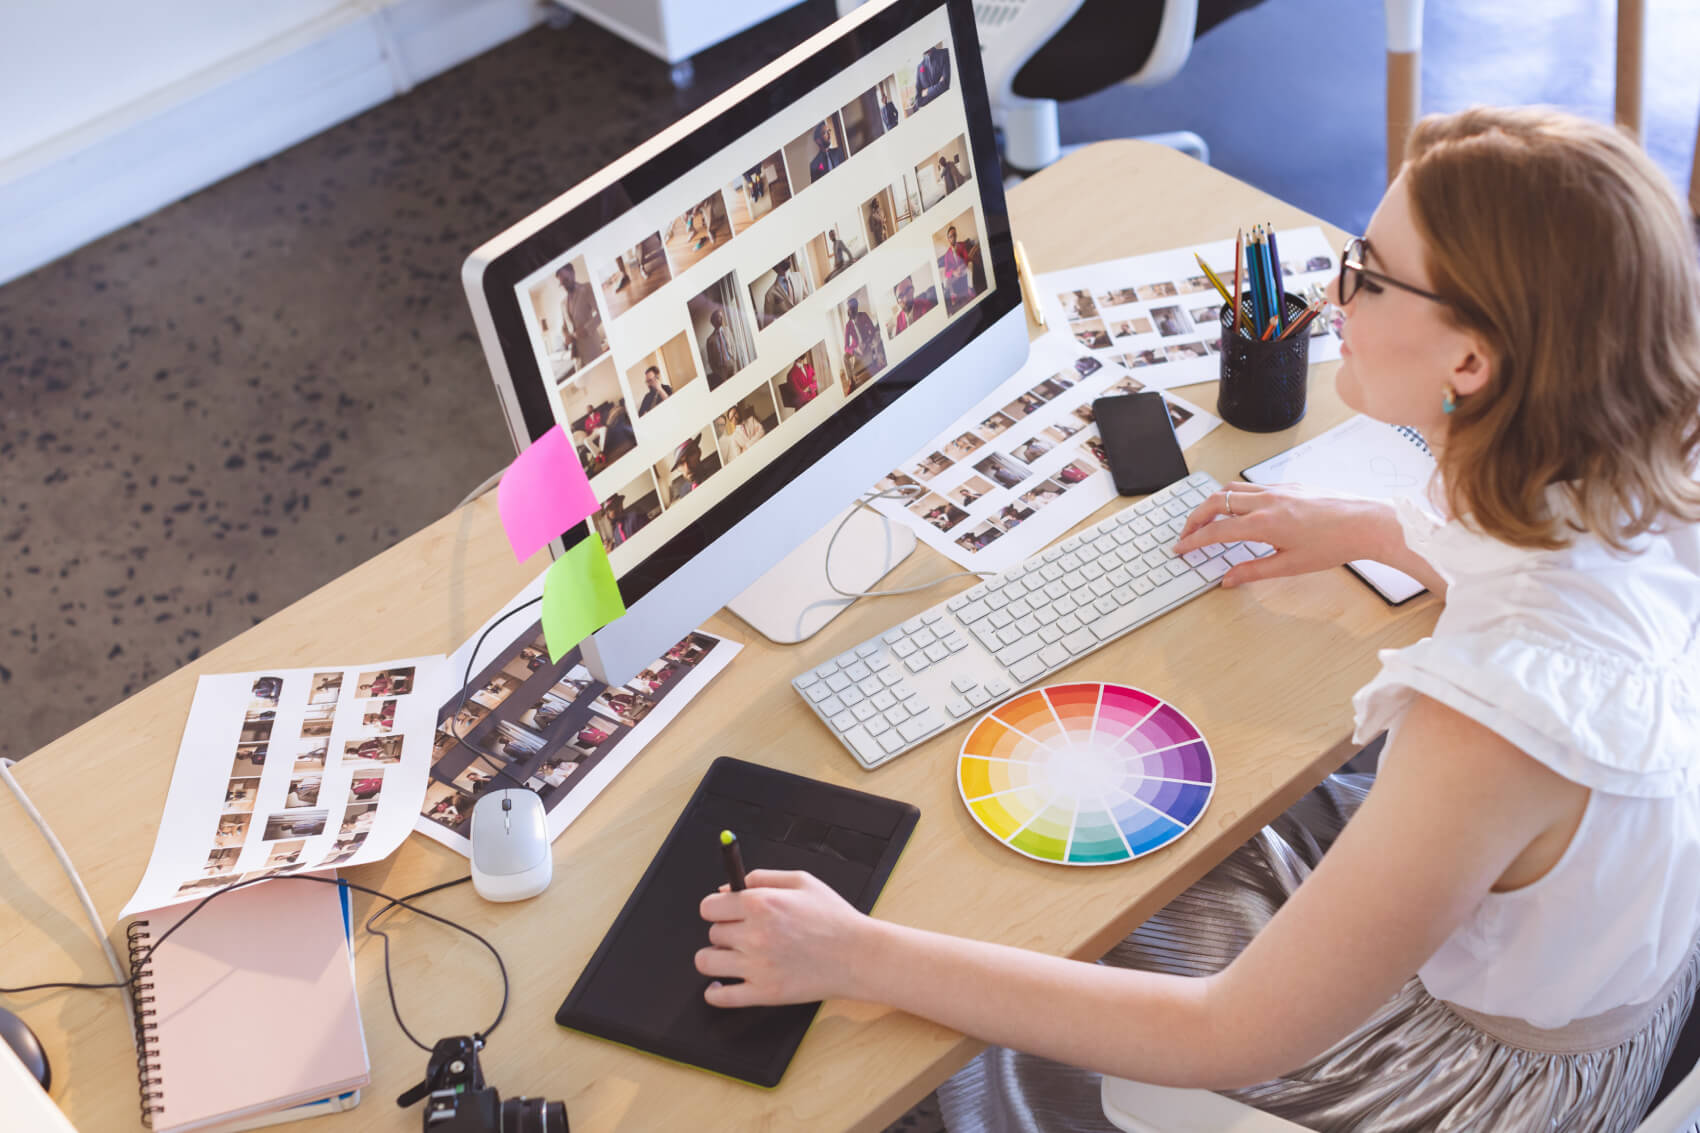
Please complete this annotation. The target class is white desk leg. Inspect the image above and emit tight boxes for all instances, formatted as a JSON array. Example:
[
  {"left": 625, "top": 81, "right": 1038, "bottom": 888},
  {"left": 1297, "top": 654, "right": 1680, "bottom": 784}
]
[
  {"left": 1615, "top": 0, "right": 1645, "bottom": 141},
  {"left": 1385, "top": 0, "right": 1423, "bottom": 185}
]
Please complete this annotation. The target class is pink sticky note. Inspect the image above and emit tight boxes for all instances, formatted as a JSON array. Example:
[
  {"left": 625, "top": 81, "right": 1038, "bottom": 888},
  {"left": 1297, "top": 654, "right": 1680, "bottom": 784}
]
[{"left": 498, "top": 425, "right": 598, "bottom": 561}]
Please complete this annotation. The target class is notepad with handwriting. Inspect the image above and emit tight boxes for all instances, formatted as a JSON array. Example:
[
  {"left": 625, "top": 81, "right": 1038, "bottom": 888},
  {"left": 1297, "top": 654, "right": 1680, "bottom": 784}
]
[
  {"left": 1242, "top": 415, "right": 1436, "bottom": 605},
  {"left": 130, "top": 878, "right": 369, "bottom": 1133}
]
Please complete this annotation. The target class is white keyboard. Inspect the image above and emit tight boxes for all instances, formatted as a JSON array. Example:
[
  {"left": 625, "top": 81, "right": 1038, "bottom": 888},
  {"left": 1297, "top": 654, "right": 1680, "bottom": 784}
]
[{"left": 792, "top": 471, "right": 1269, "bottom": 769}]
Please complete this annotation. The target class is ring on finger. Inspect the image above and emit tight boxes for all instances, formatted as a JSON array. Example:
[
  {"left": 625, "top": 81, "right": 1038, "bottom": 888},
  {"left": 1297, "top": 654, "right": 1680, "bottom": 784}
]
[{"left": 1224, "top": 490, "right": 1235, "bottom": 517}]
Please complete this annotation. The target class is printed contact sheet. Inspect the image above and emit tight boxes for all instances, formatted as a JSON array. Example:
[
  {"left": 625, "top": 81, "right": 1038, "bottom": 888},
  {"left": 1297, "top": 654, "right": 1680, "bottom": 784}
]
[{"left": 121, "top": 654, "right": 443, "bottom": 916}]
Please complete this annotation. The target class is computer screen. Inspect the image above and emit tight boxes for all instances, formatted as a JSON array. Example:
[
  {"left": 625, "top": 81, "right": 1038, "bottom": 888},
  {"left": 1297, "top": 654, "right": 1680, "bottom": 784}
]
[{"left": 464, "top": 0, "right": 1024, "bottom": 681}]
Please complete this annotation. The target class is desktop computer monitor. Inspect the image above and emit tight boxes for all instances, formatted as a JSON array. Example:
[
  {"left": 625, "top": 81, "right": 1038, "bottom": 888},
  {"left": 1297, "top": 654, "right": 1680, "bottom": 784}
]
[{"left": 462, "top": 0, "right": 1028, "bottom": 685}]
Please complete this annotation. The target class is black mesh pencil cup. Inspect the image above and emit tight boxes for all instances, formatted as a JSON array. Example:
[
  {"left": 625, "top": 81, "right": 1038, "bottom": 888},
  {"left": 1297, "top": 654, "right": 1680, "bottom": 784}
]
[{"left": 1217, "top": 292, "right": 1311, "bottom": 432}]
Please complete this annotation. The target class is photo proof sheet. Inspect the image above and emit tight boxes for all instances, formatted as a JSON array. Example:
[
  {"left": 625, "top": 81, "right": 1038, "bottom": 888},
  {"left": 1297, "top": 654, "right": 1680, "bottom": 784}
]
[
  {"left": 1036, "top": 226, "right": 1344, "bottom": 389},
  {"left": 414, "top": 566, "right": 740, "bottom": 857},
  {"left": 123, "top": 655, "right": 443, "bottom": 915},
  {"left": 865, "top": 332, "right": 1219, "bottom": 572}
]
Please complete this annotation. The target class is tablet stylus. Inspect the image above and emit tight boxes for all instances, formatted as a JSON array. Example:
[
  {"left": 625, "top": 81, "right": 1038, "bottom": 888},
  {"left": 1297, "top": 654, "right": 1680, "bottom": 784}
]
[{"left": 719, "top": 829, "right": 747, "bottom": 892}]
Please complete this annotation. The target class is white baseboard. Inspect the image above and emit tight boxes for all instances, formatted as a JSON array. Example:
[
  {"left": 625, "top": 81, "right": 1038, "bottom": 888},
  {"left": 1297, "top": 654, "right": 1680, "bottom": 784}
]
[{"left": 0, "top": 0, "right": 541, "bottom": 287}]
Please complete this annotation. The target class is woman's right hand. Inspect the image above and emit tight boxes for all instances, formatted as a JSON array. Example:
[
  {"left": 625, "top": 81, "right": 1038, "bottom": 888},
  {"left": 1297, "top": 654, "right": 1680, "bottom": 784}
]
[{"left": 1172, "top": 483, "right": 1395, "bottom": 588}]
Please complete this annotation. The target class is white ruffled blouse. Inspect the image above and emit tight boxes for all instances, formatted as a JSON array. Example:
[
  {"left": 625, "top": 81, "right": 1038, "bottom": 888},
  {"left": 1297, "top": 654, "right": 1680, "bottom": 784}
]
[{"left": 1351, "top": 492, "right": 1700, "bottom": 1028}]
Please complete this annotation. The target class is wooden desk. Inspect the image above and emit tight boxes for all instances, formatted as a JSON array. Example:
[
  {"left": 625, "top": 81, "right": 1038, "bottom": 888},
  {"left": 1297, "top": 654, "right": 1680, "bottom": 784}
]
[{"left": 1, "top": 141, "right": 1440, "bottom": 1133}]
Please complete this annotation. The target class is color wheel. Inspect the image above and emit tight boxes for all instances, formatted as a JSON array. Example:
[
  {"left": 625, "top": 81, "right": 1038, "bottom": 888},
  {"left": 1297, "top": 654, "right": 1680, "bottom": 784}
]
[{"left": 957, "top": 682, "right": 1214, "bottom": 865}]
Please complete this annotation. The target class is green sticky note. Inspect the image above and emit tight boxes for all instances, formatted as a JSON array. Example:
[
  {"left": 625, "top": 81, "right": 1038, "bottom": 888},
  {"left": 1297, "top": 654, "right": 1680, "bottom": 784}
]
[{"left": 541, "top": 533, "right": 626, "bottom": 662}]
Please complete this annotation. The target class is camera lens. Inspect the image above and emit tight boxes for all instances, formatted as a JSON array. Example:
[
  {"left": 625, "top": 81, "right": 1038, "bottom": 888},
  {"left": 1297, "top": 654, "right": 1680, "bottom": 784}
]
[{"left": 500, "top": 1096, "right": 568, "bottom": 1133}]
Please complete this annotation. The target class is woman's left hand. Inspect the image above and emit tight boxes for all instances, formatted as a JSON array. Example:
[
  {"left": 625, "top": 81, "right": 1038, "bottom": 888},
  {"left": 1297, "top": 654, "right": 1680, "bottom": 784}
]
[{"left": 696, "top": 870, "right": 871, "bottom": 1007}]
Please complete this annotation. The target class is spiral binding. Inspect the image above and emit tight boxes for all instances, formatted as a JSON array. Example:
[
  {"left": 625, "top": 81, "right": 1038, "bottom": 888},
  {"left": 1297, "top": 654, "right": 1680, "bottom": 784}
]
[
  {"left": 1393, "top": 424, "right": 1433, "bottom": 457},
  {"left": 127, "top": 921, "right": 164, "bottom": 1129}
]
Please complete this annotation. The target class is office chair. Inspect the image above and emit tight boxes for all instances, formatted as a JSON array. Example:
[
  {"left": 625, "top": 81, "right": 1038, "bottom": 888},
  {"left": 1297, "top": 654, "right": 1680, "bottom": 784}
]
[
  {"left": 973, "top": 0, "right": 1257, "bottom": 172},
  {"left": 1099, "top": 1002, "right": 1700, "bottom": 1133}
]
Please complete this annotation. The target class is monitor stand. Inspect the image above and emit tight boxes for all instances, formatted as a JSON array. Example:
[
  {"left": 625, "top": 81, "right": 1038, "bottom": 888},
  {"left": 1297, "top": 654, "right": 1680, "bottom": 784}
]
[{"left": 725, "top": 504, "right": 917, "bottom": 645}]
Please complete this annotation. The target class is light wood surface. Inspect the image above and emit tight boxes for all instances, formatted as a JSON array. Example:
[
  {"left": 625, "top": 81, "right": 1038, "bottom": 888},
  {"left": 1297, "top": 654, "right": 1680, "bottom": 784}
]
[{"left": 1, "top": 141, "right": 1440, "bottom": 1133}]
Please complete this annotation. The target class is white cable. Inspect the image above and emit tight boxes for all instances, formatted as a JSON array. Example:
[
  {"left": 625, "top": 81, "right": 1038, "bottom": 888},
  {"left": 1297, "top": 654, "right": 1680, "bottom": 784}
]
[
  {"left": 823, "top": 486, "right": 998, "bottom": 598},
  {"left": 0, "top": 757, "right": 138, "bottom": 1045},
  {"left": 455, "top": 465, "right": 505, "bottom": 511}
]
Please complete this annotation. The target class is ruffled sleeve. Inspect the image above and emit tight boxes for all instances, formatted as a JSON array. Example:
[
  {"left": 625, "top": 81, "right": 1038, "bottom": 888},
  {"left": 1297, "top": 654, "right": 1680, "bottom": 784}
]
[{"left": 1352, "top": 624, "right": 1700, "bottom": 797}]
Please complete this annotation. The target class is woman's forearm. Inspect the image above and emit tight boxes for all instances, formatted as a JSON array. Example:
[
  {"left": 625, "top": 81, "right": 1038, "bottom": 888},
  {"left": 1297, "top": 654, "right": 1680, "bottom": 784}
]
[
  {"left": 844, "top": 918, "right": 1272, "bottom": 1090},
  {"left": 1363, "top": 501, "right": 1448, "bottom": 598}
]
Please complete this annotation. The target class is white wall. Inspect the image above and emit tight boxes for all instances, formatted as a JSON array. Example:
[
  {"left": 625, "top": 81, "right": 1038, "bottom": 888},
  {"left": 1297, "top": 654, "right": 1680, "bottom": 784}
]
[{"left": 0, "top": 0, "right": 541, "bottom": 285}]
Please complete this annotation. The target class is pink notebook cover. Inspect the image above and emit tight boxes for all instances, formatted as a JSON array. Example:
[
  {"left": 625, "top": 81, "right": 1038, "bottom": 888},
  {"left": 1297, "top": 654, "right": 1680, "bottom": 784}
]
[{"left": 135, "top": 878, "right": 370, "bottom": 1133}]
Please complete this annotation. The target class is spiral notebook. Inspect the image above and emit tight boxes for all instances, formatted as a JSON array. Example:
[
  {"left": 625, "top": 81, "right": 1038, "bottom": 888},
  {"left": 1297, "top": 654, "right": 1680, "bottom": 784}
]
[
  {"left": 130, "top": 878, "right": 369, "bottom": 1133},
  {"left": 1242, "top": 415, "right": 1436, "bottom": 605}
]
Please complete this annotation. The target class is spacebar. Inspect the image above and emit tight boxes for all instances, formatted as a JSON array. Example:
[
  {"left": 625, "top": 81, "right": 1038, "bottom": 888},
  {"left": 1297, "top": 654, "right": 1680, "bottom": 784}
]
[{"left": 1089, "top": 573, "right": 1209, "bottom": 642}]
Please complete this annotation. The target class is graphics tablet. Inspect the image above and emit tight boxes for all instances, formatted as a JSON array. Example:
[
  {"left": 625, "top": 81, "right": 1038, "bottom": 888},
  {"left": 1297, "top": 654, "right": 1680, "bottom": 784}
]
[{"left": 555, "top": 757, "right": 919, "bottom": 1087}]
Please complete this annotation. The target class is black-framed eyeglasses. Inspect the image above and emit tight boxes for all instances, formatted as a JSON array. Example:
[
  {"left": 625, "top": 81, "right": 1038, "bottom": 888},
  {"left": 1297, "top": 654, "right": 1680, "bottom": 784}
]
[{"left": 1339, "top": 236, "right": 1448, "bottom": 306}]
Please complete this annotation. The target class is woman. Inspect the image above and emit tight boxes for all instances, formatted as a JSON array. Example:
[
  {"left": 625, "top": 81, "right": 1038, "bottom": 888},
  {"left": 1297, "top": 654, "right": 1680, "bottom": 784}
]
[
  {"left": 695, "top": 108, "right": 1700, "bottom": 1131},
  {"left": 787, "top": 354, "right": 819, "bottom": 406},
  {"left": 723, "top": 403, "right": 765, "bottom": 461}
]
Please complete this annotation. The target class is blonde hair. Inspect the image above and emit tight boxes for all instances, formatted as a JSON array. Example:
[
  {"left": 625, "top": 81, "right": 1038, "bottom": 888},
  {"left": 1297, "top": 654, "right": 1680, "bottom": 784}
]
[{"left": 1404, "top": 106, "right": 1700, "bottom": 549}]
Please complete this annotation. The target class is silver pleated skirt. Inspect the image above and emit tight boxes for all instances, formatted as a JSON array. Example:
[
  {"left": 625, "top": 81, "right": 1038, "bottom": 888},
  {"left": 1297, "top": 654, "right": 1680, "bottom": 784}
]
[{"left": 937, "top": 774, "right": 1700, "bottom": 1133}]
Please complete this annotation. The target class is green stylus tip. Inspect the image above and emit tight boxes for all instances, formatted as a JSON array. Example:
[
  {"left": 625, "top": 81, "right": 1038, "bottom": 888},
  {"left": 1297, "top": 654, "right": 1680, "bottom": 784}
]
[{"left": 720, "top": 830, "right": 735, "bottom": 845}]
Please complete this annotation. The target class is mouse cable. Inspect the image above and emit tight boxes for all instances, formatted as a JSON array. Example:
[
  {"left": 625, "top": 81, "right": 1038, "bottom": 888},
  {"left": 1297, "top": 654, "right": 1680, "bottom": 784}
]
[
  {"left": 0, "top": 755, "right": 137, "bottom": 1039},
  {"left": 444, "top": 593, "right": 546, "bottom": 793},
  {"left": 0, "top": 871, "right": 505, "bottom": 1053},
  {"left": 823, "top": 485, "right": 998, "bottom": 598}
]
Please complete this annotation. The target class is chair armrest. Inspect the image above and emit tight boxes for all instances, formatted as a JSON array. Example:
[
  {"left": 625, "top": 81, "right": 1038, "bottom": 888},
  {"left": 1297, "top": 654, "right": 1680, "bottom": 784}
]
[
  {"left": 1125, "top": 0, "right": 1199, "bottom": 86},
  {"left": 1101, "top": 1076, "right": 1313, "bottom": 1133}
]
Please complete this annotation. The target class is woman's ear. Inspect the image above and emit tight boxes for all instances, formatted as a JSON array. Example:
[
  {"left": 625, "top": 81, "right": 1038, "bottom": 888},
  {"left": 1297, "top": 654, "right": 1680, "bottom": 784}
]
[{"left": 1452, "top": 333, "right": 1495, "bottom": 397}]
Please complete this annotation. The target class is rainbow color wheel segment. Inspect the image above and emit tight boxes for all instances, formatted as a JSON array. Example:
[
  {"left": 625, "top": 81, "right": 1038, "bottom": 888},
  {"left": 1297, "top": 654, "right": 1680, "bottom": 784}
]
[{"left": 957, "top": 682, "right": 1214, "bottom": 865}]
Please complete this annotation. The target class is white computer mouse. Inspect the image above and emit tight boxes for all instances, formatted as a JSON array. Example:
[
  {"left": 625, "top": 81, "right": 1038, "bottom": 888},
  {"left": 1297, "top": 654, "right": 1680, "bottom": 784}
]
[{"left": 469, "top": 789, "right": 552, "bottom": 902}]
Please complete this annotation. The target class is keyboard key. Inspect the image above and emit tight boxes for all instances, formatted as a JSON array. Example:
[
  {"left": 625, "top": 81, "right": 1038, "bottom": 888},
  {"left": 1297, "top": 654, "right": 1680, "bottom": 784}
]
[
  {"left": 1035, "top": 605, "right": 1060, "bottom": 626},
  {"left": 852, "top": 701, "right": 877, "bottom": 722},
  {"left": 1246, "top": 542, "right": 1276, "bottom": 557},
  {"left": 967, "top": 686, "right": 992, "bottom": 706},
  {"left": 923, "top": 610, "right": 946, "bottom": 625},
  {"left": 867, "top": 653, "right": 892, "bottom": 672},
  {"left": 985, "top": 591, "right": 1011, "bottom": 610},
  {"left": 905, "top": 654, "right": 932, "bottom": 673},
  {"left": 947, "top": 592, "right": 972, "bottom": 611},
  {"left": 995, "top": 637, "right": 1044, "bottom": 667},
  {"left": 1091, "top": 578, "right": 1115, "bottom": 598},
  {"left": 943, "top": 632, "right": 968, "bottom": 652},
  {"left": 1040, "top": 624, "right": 1064, "bottom": 644},
  {"left": 1040, "top": 563, "right": 1064, "bottom": 582},
  {"left": 1007, "top": 599, "right": 1033, "bottom": 618},
  {"left": 795, "top": 670, "right": 821, "bottom": 689},
  {"left": 1164, "top": 499, "right": 1188, "bottom": 518},
  {"left": 894, "top": 681, "right": 920, "bottom": 699},
  {"left": 872, "top": 690, "right": 898, "bottom": 711},
  {"left": 1055, "top": 596, "right": 1079, "bottom": 616},
  {"left": 1181, "top": 549, "right": 1208, "bottom": 567},
  {"left": 898, "top": 710, "right": 943, "bottom": 744},
  {"left": 1016, "top": 615, "right": 1040, "bottom": 635},
  {"left": 855, "top": 641, "right": 881, "bottom": 657},
  {"left": 1039, "top": 643, "right": 1071, "bottom": 668},
  {"left": 858, "top": 677, "right": 882, "bottom": 696},
  {"left": 841, "top": 724, "right": 890, "bottom": 765},
  {"left": 882, "top": 629, "right": 906, "bottom": 645},
  {"left": 818, "top": 695, "right": 845, "bottom": 716},
  {"left": 840, "top": 687, "right": 865, "bottom": 707},
  {"left": 845, "top": 661, "right": 871, "bottom": 682},
  {"left": 912, "top": 628, "right": 938, "bottom": 648},
  {"left": 924, "top": 642, "right": 949, "bottom": 662},
  {"left": 974, "top": 627, "right": 1003, "bottom": 651},
  {"left": 946, "top": 697, "right": 973, "bottom": 718},
  {"left": 997, "top": 625, "right": 1023, "bottom": 646},
  {"left": 1094, "top": 595, "right": 1119, "bottom": 616},
  {"left": 831, "top": 710, "right": 857, "bottom": 731},
  {"left": 827, "top": 672, "right": 853, "bottom": 692},
  {"left": 883, "top": 702, "right": 910, "bottom": 725},
  {"left": 1224, "top": 544, "right": 1256, "bottom": 565},
  {"left": 1113, "top": 526, "right": 1139, "bottom": 546},
  {"left": 985, "top": 679, "right": 1011, "bottom": 697},
  {"left": 893, "top": 639, "right": 918, "bottom": 658},
  {"left": 1129, "top": 515, "right": 1153, "bottom": 534},
  {"left": 806, "top": 683, "right": 834, "bottom": 703},
  {"left": 1059, "top": 552, "right": 1082, "bottom": 571},
  {"left": 1134, "top": 533, "right": 1157, "bottom": 552},
  {"left": 902, "top": 617, "right": 926, "bottom": 633},
  {"left": 1009, "top": 655, "right": 1047, "bottom": 683},
  {"left": 956, "top": 600, "right": 990, "bottom": 624},
  {"left": 1179, "top": 488, "right": 1205, "bottom": 507},
  {"left": 866, "top": 714, "right": 891, "bottom": 736},
  {"left": 1043, "top": 547, "right": 1066, "bottom": 562},
  {"left": 1058, "top": 613, "right": 1083, "bottom": 634},
  {"left": 1132, "top": 575, "right": 1155, "bottom": 595},
  {"left": 950, "top": 676, "right": 979, "bottom": 694},
  {"left": 1198, "top": 557, "right": 1230, "bottom": 580},
  {"left": 1107, "top": 567, "right": 1131, "bottom": 586},
  {"left": 1062, "top": 627, "right": 1097, "bottom": 654},
  {"left": 1142, "top": 549, "right": 1170, "bottom": 570},
  {"left": 1081, "top": 562, "right": 1105, "bottom": 581},
  {"left": 877, "top": 731, "right": 905, "bottom": 755},
  {"left": 880, "top": 669, "right": 904, "bottom": 687}
]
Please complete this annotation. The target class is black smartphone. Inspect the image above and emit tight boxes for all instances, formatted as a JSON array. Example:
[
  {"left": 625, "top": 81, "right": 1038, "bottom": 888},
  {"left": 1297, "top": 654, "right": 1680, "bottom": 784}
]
[{"left": 1092, "top": 392, "right": 1189, "bottom": 496}]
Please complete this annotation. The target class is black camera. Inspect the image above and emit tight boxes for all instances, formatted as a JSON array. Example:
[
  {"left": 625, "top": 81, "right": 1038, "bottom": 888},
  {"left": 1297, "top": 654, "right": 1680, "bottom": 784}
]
[{"left": 399, "top": 1035, "right": 568, "bottom": 1132}]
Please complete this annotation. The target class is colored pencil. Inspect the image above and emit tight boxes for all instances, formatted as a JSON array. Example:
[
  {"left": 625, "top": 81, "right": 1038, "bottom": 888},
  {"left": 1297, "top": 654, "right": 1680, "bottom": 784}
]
[
  {"left": 1193, "top": 252, "right": 1234, "bottom": 307},
  {"left": 1266, "top": 225, "right": 1287, "bottom": 333},
  {"left": 1237, "top": 227, "right": 1251, "bottom": 335},
  {"left": 1261, "top": 317, "right": 1278, "bottom": 341}
]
